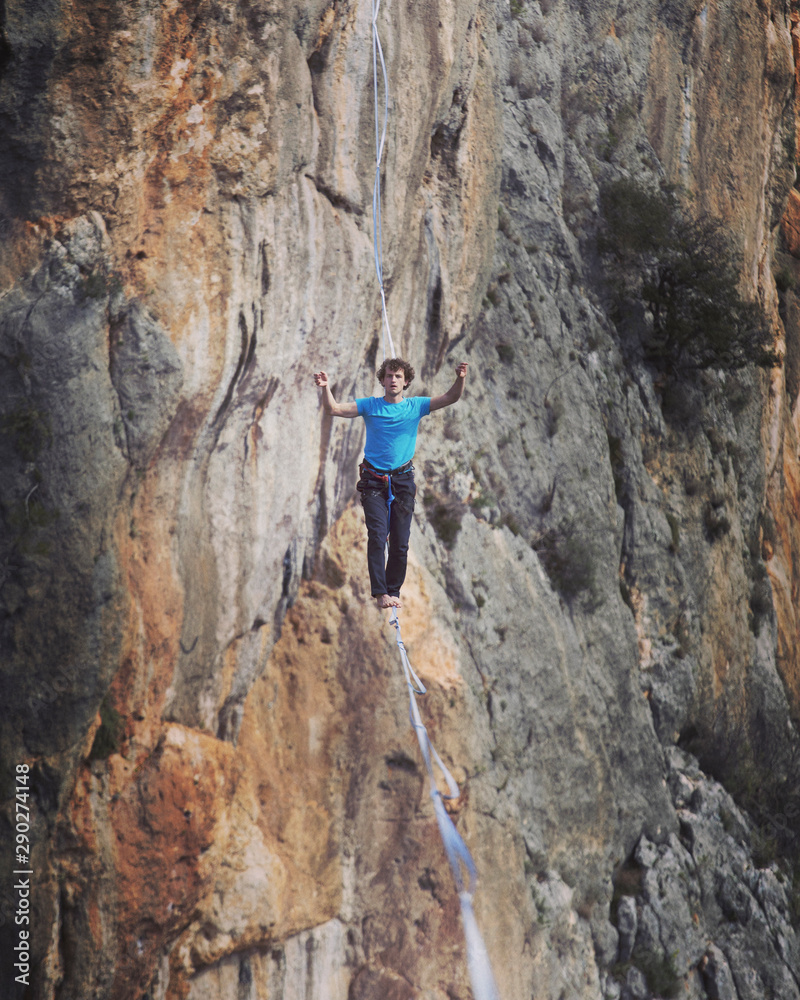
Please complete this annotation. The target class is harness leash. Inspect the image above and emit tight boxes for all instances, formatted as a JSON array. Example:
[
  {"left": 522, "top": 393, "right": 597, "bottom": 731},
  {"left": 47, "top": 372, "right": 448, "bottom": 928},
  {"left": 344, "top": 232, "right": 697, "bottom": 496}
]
[
  {"left": 386, "top": 474, "right": 394, "bottom": 511},
  {"left": 388, "top": 609, "right": 500, "bottom": 1000}
]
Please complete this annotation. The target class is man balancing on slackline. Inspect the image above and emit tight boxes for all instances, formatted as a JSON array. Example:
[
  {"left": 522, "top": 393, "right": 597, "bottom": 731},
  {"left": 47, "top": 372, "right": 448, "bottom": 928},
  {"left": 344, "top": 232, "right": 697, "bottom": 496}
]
[{"left": 313, "top": 358, "right": 468, "bottom": 609}]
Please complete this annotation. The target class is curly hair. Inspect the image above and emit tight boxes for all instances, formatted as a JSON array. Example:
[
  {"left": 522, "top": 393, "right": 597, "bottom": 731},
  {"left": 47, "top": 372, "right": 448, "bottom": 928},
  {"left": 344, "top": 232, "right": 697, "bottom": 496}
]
[{"left": 376, "top": 357, "right": 415, "bottom": 387}]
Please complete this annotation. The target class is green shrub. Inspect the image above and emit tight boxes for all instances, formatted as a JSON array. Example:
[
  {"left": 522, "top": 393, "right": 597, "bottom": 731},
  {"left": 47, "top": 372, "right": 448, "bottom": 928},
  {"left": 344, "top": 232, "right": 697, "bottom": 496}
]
[
  {"left": 632, "top": 947, "right": 681, "bottom": 998},
  {"left": 470, "top": 491, "right": 498, "bottom": 511},
  {"left": 598, "top": 179, "right": 779, "bottom": 373},
  {"left": 611, "top": 858, "right": 644, "bottom": 919},
  {"left": 423, "top": 492, "right": 463, "bottom": 549},
  {"left": 749, "top": 560, "right": 772, "bottom": 635},
  {"left": 703, "top": 500, "right": 731, "bottom": 540},
  {"left": 6, "top": 494, "right": 60, "bottom": 557},
  {"left": 611, "top": 943, "right": 681, "bottom": 998},
  {"left": 499, "top": 512, "right": 521, "bottom": 535},
  {"left": 497, "top": 204, "right": 513, "bottom": 238},
  {"left": 90, "top": 695, "right": 124, "bottom": 760},
  {"left": 679, "top": 718, "right": 800, "bottom": 878},
  {"left": 775, "top": 267, "right": 796, "bottom": 293},
  {"left": 78, "top": 268, "right": 123, "bottom": 301},
  {"left": 533, "top": 526, "right": 598, "bottom": 601},
  {"left": 666, "top": 512, "right": 680, "bottom": 552},
  {"left": 1, "top": 405, "right": 52, "bottom": 461}
]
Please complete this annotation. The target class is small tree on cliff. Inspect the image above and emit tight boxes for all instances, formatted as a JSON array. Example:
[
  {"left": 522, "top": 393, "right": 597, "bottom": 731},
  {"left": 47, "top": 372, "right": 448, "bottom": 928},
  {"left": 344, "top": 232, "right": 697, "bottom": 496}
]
[{"left": 598, "top": 179, "right": 780, "bottom": 372}]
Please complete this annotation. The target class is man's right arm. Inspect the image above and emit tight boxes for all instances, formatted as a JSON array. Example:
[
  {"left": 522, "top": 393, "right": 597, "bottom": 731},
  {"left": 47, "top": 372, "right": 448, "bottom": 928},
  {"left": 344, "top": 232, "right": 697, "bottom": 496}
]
[{"left": 313, "top": 371, "right": 359, "bottom": 418}]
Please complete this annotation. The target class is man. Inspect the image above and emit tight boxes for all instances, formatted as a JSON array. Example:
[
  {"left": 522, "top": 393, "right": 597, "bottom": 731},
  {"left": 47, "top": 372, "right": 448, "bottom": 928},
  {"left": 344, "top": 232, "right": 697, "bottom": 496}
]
[{"left": 314, "top": 358, "right": 468, "bottom": 609}]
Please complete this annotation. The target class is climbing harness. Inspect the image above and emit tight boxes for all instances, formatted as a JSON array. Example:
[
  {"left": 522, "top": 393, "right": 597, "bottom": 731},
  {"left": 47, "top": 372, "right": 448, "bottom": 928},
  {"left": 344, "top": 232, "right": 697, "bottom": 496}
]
[
  {"left": 357, "top": 458, "right": 413, "bottom": 513},
  {"left": 367, "top": 8, "right": 498, "bottom": 996},
  {"left": 371, "top": 0, "right": 396, "bottom": 359},
  {"left": 389, "top": 609, "right": 500, "bottom": 1000}
]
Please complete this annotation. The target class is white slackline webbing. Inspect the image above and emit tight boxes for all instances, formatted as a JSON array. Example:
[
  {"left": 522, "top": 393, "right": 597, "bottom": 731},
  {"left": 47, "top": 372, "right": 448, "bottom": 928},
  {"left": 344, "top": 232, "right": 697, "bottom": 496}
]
[
  {"left": 388, "top": 608, "right": 500, "bottom": 1000},
  {"left": 369, "top": 7, "right": 498, "bottom": 993},
  {"left": 371, "top": 0, "right": 396, "bottom": 360}
]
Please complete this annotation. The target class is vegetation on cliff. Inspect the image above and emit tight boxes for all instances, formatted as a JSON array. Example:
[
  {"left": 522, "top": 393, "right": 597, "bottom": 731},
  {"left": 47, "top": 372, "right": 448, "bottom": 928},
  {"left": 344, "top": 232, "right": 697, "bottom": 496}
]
[{"left": 599, "top": 179, "right": 781, "bottom": 373}]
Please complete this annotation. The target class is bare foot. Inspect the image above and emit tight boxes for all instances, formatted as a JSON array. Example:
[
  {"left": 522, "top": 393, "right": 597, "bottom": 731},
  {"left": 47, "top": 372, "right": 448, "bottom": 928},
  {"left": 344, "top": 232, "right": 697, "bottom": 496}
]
[{"left": 376, "top": 594, "right": 401, "bottom": 609}]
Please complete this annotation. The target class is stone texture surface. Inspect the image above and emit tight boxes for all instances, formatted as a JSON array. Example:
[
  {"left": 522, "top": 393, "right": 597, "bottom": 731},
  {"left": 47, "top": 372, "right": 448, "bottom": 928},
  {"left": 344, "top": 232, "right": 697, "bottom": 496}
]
[{"left": 1, "top": 0, "right": 800, "bottom": 999}]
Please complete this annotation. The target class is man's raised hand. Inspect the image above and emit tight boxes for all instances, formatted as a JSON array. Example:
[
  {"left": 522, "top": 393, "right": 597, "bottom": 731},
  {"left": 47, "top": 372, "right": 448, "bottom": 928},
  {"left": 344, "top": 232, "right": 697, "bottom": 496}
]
[
  {"left": 315, "top": 373, "right": 359, "bottom": 418},
  {"left": 429, "top": 361, "right": 468, "bottom": 412}
]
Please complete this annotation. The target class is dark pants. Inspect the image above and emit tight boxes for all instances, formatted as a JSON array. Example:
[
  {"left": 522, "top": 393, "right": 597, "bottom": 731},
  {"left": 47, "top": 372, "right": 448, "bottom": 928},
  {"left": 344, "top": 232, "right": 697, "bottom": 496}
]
[{"left": 358, "top": 465, "right": 416, "bottom": 597}]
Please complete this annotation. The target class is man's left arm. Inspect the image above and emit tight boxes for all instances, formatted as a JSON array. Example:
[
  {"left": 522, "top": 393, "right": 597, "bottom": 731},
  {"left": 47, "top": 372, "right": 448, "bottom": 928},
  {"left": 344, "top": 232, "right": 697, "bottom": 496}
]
[{"left": 429, "top": 362, "right": 468, "bottom": 412}]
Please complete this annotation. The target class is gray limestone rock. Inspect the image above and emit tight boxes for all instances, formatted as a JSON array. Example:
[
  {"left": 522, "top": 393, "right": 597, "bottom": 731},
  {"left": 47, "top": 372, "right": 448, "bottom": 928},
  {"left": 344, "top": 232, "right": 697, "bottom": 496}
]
[
  {"left": 622, "top": 966, "right": 649, "bottom": 1000},
  {"left": 110, "top": 300, "right": 184, "bottom": 467},
  {"left": 0, "top": 220, "right": 130, "bottom": 756},
  {"left": 1, "top": 0, "right": 799, "bottom": 998},
  {"left": 702, "top": 944, "right": 739, "bottom": 1000},
  {"left": 593, "top": 913, "right": 621, "bottom": 968},
  {"left": 616, "top": 895, "right": 638, "bottom": 963},
  {"left": 608, "top": 749, "right": 800, "bottom": 1000}
]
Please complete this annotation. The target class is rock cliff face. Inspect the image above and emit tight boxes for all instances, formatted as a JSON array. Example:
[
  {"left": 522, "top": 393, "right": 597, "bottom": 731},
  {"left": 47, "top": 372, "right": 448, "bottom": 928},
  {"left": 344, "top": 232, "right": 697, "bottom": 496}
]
[{"left": 1, "top": 1, "right": 799, "bottom": 999}]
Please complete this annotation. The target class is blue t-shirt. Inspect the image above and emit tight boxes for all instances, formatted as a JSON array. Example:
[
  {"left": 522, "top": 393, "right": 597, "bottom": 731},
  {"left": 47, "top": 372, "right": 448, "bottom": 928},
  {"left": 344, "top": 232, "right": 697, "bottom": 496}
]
[{"left": 356, "top": 395, "right": 431, "bottom": 470}]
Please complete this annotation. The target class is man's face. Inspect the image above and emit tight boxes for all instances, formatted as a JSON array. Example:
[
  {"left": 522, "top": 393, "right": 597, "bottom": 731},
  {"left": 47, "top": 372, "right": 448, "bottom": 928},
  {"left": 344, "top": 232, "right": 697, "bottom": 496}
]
[{"left": 382, "top": 367, "right": 406, "bottom": 394}]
